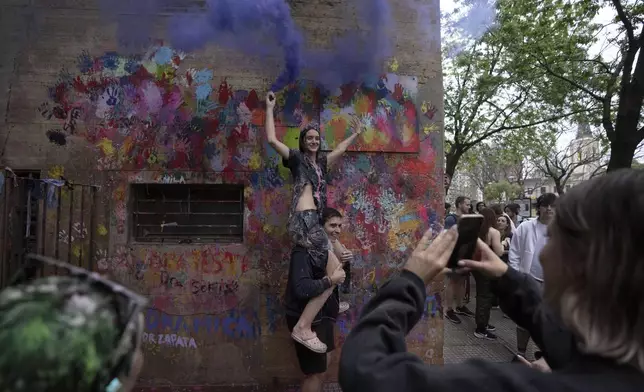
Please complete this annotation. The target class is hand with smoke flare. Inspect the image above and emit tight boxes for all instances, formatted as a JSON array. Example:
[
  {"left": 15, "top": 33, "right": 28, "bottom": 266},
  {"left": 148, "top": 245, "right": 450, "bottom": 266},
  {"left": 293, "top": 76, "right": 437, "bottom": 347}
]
[{"left": 266, "top": 92, "right": 276, "bottom": 110}]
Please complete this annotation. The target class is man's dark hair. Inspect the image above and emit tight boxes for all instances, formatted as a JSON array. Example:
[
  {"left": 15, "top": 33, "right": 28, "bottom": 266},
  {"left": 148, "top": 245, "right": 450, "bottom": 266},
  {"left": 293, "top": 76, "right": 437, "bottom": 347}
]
[
  {"left": 454, "top": 196, "right": 468, "bottom": 208},
  {"left": 490, "top": 204, "right": 504, "bottom": 217},
  {"left": 322, "top": 207, "right": 343, "bottom": 223},
  {"left": 505, "top": 203, "right": 520, "bottom": 215},
  {"left": 536, "top": 193, "right": 558, "bottom": 215},
  {"left": 445, "top": 202, "right": 451, "bottom": 210}
]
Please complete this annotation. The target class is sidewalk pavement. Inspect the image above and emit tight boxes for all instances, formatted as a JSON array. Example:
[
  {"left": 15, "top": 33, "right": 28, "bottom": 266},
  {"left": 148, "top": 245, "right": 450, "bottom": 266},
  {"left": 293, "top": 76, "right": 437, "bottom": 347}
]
[
  {"left": 444, "top": 303, "right": 538, "bottom": 364},
  {"left": 318, "top": 302, "right": 537, "bottom": 391}
]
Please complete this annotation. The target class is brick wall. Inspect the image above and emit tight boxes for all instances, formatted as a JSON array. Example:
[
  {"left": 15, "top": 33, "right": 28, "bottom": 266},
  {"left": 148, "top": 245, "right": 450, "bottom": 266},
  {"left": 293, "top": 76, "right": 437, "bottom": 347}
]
[{"left": 0, "top": 0, "right": 445, "bottom": 388}]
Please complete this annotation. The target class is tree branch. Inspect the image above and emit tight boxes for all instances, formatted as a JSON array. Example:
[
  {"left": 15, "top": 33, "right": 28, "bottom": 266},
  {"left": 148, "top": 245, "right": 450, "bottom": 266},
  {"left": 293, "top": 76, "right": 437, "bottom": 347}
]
[
  {"left": 534, "top": 55, "right": 605, "bottom": 102},
  {"left": 464, "top": 108, "right": 593, "bottom": 148},
  {"left": 611, "top": 0, "right": 636, "bottom": 45},
  {"left": 602, "top": 51, "right": 626, "bottom": 140}
]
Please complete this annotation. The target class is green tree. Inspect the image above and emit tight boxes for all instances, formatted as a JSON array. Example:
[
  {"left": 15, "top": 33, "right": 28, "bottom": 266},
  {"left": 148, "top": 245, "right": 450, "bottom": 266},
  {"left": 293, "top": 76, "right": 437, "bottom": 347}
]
[
  {"left": 495, "top": 0, "right": 644, "bottom": 172},
  {"left": 484, "top": 180, "right": 524, "bottom": 202},
  {"left": 442, "top": 2, "right": 592, "bottom": 193}
]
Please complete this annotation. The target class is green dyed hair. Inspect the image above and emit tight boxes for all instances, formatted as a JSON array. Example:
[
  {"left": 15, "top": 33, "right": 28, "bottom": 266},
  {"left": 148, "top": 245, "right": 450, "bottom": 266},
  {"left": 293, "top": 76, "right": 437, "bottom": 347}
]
[{"left": 0, "top": 275, "right": 136, "bottom": 392}]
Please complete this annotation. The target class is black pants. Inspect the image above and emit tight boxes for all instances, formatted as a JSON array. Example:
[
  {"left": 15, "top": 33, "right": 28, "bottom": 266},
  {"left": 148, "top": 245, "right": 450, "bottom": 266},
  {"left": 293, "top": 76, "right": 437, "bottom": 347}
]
[{"left": 473, "top": 271, "right": 493, "bottom": 329}]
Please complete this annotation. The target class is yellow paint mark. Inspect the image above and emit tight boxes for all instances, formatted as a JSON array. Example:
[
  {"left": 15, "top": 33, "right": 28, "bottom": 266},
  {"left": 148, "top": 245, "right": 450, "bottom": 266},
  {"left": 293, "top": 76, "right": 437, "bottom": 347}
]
[
  {"left": 365, "top": 269, "right": 376, "bottom": 285},
  {"left": 361, "top": 127, "right": 376, "bottom": 144},
  {"left": 248, "top": 151, "right": 262, "bottom": 170},
  {"left": 48, "top": 165, "right": 64, "bottom": 179},
  {"left": 423, "top": 124, "right": 438, "bottom": 134},
  {"left": 354, "top": 95, "right": 371, "bottom": 115},
  {"left": 121, "top": 137, "right": 134, "bottom": 155},
  {"left": 72, "top": 245, "right": 81, "bottom": 258},
  {"left": 284, "top": 126, "right": 301, "bottom": 149},
  {"left": 389, "top": 58, "right": 399, "bottom": 72},
  {"left": 421, "top": 101, "right": 429, "bottom": 114},
  {"left": 263, "top": 224, "right": 273, "bottom": 234},
  {"left": 97, "top": 224, "right": 108, "bottom": 236},
  {"left": 142, "top": 60, "right": 158, "bottom": 75},
  {"left": 97, "top": 138, "right": 115, "bottom": 157}
]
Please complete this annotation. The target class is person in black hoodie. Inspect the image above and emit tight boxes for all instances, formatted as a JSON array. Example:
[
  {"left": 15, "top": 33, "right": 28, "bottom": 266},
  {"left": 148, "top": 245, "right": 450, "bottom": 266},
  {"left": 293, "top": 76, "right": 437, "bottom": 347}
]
[{"left": 339, "top": 169, "right": 644, "bottom": 392}]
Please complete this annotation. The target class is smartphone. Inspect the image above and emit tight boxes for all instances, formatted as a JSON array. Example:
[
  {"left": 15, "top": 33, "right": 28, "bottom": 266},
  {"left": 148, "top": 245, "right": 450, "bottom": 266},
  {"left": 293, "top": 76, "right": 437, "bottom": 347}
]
[{"left": 447, "top": 214, "right": 484, "bottom": 269}]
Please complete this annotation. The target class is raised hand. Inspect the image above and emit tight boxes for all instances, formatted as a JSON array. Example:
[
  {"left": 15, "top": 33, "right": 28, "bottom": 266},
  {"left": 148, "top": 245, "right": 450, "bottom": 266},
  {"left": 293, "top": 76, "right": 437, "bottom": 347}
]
[
  {"left": 266, "top": 91, "right": 276, "bottom": 110},
  {"left": 349, "top": 115, "right": 365, "bottom": 135},
  {"left": 457, "top": 238, "right": 508, "bottom": 278},
  {"left": 404, "top": 227, "right": 458, "bottom": 285}
]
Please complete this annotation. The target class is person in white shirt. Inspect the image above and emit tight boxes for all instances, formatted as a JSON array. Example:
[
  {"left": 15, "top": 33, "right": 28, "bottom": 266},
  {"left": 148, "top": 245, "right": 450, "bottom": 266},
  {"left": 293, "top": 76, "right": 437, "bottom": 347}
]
[{"left": 508, "top": 192, "right": 557, "bottom": 356}]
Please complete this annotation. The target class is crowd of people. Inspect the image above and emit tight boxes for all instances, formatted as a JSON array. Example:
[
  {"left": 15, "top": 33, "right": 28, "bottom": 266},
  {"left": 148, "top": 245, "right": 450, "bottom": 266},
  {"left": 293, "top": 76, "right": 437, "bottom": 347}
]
[
  {"left": 0, "top": 93, "right": 641, "bottom": 392},
  {"left": 443, "top": 193, "right": 556, "bottom": 354}
]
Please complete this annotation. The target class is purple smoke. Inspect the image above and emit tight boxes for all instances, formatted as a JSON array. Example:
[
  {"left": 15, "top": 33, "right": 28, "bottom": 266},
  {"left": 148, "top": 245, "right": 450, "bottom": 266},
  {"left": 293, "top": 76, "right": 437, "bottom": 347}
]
[
  {"left": 451, "top": 0, "right": 496, "bottom": 40},
  {"left": 169, "top": 0, "right": 302, "bottom": 91},
  {"left": 98, "top": 0, "right": 394, "bottom": 92},
  {"left": 305, "top": 0, "right": 393, "bottom": 91},
  {"left": 441, "top": 0, "right": 497, "bottom": 52}
]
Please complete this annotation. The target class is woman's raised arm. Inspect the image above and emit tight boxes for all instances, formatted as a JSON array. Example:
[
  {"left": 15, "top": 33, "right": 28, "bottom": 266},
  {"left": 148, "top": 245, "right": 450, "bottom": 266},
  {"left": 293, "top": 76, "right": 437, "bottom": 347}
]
[{"left": 265, "top": 92, "right": 290, "bottom": 159}]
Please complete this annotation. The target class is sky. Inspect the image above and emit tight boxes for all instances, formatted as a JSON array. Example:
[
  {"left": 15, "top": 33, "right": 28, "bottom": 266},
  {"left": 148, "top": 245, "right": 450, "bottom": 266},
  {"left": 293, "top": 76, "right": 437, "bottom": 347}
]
[{"left": 439, "top": 0, "right": 622, "bottom": 152}]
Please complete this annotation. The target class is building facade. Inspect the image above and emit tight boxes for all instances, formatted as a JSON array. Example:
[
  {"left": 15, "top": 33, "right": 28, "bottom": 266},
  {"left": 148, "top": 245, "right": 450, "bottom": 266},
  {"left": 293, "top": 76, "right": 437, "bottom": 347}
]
[
  {"left": 0, "top": 0, "right": 445, "bottom": 389},
  {"left": 522, "top": 124, "right": 604, "bottom": 199}
]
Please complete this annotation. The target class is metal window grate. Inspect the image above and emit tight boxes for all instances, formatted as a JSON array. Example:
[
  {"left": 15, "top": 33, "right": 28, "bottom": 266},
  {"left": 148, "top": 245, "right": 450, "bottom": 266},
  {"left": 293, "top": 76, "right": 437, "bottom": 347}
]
[{"left": 131, "top": 184, "right": 244, "bottom": 243}]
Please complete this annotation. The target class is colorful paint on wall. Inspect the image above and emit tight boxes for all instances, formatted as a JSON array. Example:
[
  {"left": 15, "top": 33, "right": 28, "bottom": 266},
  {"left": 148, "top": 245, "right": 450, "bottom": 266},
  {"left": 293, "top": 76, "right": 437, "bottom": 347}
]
[
  {"left": 39, "top": 45, "right": 317, "bottom": 172},
  {"left": 41, "top": 45, "right": 443, "bottom": 385},
  {"left": 321, "top": 74, "right": 420, "bottom": 152}
]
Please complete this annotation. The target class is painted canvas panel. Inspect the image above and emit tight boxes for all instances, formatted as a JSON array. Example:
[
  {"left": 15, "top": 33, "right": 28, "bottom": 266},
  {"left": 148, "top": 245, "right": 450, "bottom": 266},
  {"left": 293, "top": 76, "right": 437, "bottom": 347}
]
[{"left": 321, "top": 74, "right": 420, "bottom": 153}]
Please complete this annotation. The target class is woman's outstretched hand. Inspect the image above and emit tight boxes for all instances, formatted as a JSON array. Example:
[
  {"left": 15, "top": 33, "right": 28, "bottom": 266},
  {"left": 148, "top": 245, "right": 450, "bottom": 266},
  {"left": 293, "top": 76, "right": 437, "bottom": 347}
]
[
  {"left": 457, "top": 238, "right": 508, "bottom": 278},
  {"left": 404, "top": 227, "right": 458, "bottom": 285},
  {"left": 349, "top": 115, "right": 365, "bottom": 135},
  {"left": 266, "top": 91, "right": 276, "bottom": 110}
]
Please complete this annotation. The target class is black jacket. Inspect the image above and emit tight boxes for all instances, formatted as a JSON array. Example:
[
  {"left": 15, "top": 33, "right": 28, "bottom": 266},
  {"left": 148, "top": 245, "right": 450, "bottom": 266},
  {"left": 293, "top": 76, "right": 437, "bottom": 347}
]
[
  {"left": 283, "top": 246, "right": 339, "bottom": 323},
  {"left": 339, "top": 268, "right": 643, "bottom": 392},
  {"left": 494, "top": 266, "right": 575, "bottom": 369}
]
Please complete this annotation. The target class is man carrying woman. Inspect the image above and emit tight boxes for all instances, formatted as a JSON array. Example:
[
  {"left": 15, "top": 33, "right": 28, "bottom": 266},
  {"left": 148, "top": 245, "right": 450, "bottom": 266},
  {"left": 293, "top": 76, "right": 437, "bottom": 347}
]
[{"left": 265, "top": 92, "right": 363, "bottom": 353}]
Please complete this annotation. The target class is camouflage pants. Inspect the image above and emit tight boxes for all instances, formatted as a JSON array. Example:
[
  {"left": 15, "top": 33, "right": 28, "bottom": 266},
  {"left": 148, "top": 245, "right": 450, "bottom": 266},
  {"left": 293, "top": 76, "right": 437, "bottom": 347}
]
[{"left": 288, "top": 209, "right": 329, "bottom": 269}]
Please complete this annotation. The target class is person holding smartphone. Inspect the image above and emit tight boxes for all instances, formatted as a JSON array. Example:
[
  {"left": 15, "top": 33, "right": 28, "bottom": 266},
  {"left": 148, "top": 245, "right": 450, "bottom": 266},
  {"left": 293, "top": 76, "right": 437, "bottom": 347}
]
[{"left": 338, "top": 169, "right": 644, "bottom": 392}]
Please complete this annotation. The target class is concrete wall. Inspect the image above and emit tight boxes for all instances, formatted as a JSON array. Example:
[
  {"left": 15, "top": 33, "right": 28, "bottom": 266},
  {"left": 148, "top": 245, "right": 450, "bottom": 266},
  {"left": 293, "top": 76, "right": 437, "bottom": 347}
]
[{"left": 0, "top": 0, "right": 445, "bottom": 389}]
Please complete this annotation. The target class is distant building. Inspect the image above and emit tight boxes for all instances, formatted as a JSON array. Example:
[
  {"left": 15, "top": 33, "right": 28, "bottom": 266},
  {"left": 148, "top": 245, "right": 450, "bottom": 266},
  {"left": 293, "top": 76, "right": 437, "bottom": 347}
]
[
  {"left": 522, "top": 123, "right": 604, "bottom": 198},
  {"left": 446, "top": 171, "right": 482, "bottom": 205}
]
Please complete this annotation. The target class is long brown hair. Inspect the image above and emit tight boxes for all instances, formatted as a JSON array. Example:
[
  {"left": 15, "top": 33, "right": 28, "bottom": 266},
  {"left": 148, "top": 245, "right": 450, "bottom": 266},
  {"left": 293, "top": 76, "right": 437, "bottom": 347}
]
[
  {"left": 497, "top": 214, "right": 513, "bottom": 239},
  {"left": 478, "top": 208, "right": 497, "bottom": 242},
  {"left": 547, "top": 169, "right": 644, "bottom": 371}
]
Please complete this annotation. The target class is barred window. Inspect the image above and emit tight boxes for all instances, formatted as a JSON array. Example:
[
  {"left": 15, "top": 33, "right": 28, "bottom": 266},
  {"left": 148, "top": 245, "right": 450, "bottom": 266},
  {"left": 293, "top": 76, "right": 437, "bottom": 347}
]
[{"left": 131, "top": 184, "right": 244, "bottom": 243}]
